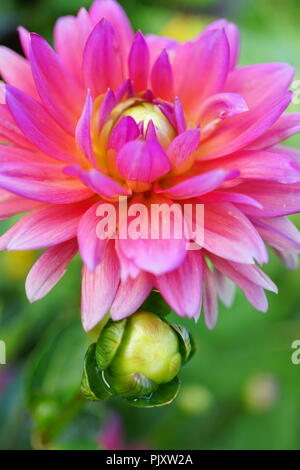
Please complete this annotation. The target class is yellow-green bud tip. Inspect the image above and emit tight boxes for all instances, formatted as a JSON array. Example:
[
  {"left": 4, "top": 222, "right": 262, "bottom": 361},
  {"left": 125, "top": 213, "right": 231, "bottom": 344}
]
[{"left": 109, "top": 311, "right": 182, "bottom": 384}]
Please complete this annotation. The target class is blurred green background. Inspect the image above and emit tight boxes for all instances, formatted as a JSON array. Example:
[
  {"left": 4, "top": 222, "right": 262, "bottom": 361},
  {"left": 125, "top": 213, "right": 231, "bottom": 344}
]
[{"left": 0, "top": 0, "right": 300, "bottom": 450}]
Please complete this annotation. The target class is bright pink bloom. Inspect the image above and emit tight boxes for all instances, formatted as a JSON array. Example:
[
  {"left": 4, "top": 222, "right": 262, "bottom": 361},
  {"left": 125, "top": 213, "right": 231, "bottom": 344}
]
[
  {"left": 1, "top": 0, "right": 300, "bottom": 330},
  {"left": 99, "top": 413, "right": 149, "bottom": 450}
]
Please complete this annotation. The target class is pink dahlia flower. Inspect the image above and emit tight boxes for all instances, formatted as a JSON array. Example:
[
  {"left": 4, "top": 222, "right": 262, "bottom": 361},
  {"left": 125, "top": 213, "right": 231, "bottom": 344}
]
[{"left": 1, "top": 0, "right": 300, "bottom": 331}]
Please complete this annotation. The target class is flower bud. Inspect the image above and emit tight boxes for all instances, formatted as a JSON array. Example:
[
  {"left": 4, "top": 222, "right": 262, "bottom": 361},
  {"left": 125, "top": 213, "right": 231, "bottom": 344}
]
[{"left": 81, "top": 311, "right": 195, "bottom": 407}]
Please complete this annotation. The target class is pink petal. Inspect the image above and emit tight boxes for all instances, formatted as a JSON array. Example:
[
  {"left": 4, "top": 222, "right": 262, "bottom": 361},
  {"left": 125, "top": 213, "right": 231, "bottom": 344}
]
[
  {"left": 198, "top": 91, "right": 292, "bottom": 159},
  {"left": 98, "top": 88, "right": 116, "bottom": 130},
  {"left": 118, "top": 195, "right": 188, "bottom": 275},
  {"left": 201, "top": 202, "right": 268, "bottom": 264},
  {"left": 209, "top": 254, "right": 270, "bottom": 312},
  {"left": 214, "top": 269, "right": 236, "bottom": 307},
  {"left": 198, "top": 92, "right": 248, "bottom": 127},
  {"left": 64, "top": 165, "right": 130, "bottom": 199},
  {"left": 75, "top": 90, "right": 98, "bottom": 168},
  {"left": 146, "top": 34, "right": 177, "bottom": 67},
  {"left": 232, "top": 181, "right": 300, "bottom": 217},
  {"left": 0, "top": 103, "right": 33, "bottom": 148},
  {"left": 174, "top": 97, "right": 186, "bottom": 134},
  {"left": 108, "top": 115, "right": 139, "bottom": 152},
  {"left": 167, "top": 129, "right": 200, "bottom": 173},
  {"left": 89, "top": 0, "right": 134, "bottom": 64},
  {"left": 18, "top": 26, "right": 31, "bottom": 58},
  {"left": 156, "top": 250, "right": 203, "bottom": 319},
  {"left": 81, "top": 241, "right": 120, "bottom": 331},
  {"left": 201, "top": 190, "right": 263, "bottom": 208},
  {"left": 78, "top": 201, "right": 115, "bottom": 271},
  {"left": 274, "top": 250, "right": 299, "bottom": 270},
  {"left": 116, "top": 139, "right": 171, "bottom": 184},
  {"left": 0, "top": 189, "right": 43, "bottom": 220},
  {"left": 201, "top": 19, "right": 240, "bottom": 70},
  {"left": 252, "top": 217, "right": 300, "bottom": 253},
  {"left": 151, "top": 49, "right": 174, "bottom": 101},
  {"left": 25, "top": 239, "right": 78, "bottom": 302},
  {"left": 0, "top": 162, "right": 93, "bottom": 204},
  {"left": 225, "top": 63, "right": 295, "bottom": 108},
  {"left": 0, "top": 46, "right": 39, "bottom": 99},
  {"left": 156, "top": 169, "right": 238, "bottom": 199},
  {"left": 110, "top": 272, "right": 153, "bottom": 320},
  {"left": 82, "top": 19, "right": 124, "bottom": 98},
  {"left": 203, "top": 262, "right": 218, "bottom": 329},
  {"left": 173, "top": 29, "right": 230, "bottom": 119},
  {"left": 199, "top": 149, "right": 300, "bottom": 184},
  {"left": 248, "top": 113, "right": 300, "bottom": 149},
  {"left": 129, "top": 31, "right": 150, "bottom": 93},
  {"left": 5, "top": 85, "right": 81, "bottom": 163},
  {"left": 6, "top": 200, "right": 93, "bottom": 250},
  {"left": 54, "top": 9, "right": 92, "bottom": 84},
  {"left": 30, "top": 33, "right": 84, "bottom": 133}
]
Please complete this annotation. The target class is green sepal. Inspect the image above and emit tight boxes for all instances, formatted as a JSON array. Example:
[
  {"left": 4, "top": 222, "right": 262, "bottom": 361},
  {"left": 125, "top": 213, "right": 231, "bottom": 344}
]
[
  {"left": 104, "top": 370, "right": 158, "bottom": 399},
  {"left": 127, "top": 376, "right": 180, "bottom": 408},
  {"left": 81, "top": 343, "right": 112, "bottom": 401},
  {"left": 95, "top": 319, "right": 127, "bottom": 371},
  {"left": 170, "top": 323, "right": 195, "bottom": 364},
  {"left": 140, "top": 290, "right": 172, "bottom": 318}
]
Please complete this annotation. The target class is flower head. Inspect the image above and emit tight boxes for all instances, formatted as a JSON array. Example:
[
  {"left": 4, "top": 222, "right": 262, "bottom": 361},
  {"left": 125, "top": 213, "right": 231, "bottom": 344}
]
[{"left": 1, "top": 0, "right": 300, "bottom": 331}]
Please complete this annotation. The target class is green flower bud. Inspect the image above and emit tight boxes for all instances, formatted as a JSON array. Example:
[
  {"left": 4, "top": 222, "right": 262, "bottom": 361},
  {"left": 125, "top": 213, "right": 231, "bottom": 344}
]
[{"left": 81, "top": 311, "right": 195, "bottom": 408}]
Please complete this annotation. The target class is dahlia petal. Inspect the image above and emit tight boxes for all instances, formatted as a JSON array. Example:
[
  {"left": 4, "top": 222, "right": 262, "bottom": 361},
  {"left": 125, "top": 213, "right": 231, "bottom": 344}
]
[
  {"left": 151, "top": 49, "right": 174, "bottom": 101},
  {"left": 25, "top": 239, "right": 78, "bottom": 302},
  {"left": 271, "top": 145, "right": 300, "bottom": 166},
  {"left": 274, "top": 250, "right": 299, "bottom": 270},
  {"left": 198, "top": 92, "right": 248, "bottom": 127},
  {"left": 201, "top": 19, "right": 240, "bottom": 70},
  {"left": 6, "top": 201, "right": 92, "bottom": 250},
  {"left": 146, "top": 34, "right": 177, "bottom": 67},
  {"left": 0, "top": 104, "right": 36, "bottom": 148},
  {"left": 0, "top": 46, "right": 39, "bottom": 99},
  {"left": 224, "top": 63, "right": 295, "bottom": 107},
  {"left": 203, "top": 262, "right": 218, "bottom": 329},
  {"left": 202, "top": 202, "right": 268, "bottom": 264},
  {"left": 116, "top": 139, "right": 171, "bottom": 183},
  {"left": 173, "top": 29, "right": 230, "bottom": 118},
  {"left": 0, "top": 162, "right": 93, "bottom": 204},
  {"left": 201, "top": 190, "right": 263, "bottom": 208},
  {"left": 156, "top": 169, "right": 238, "bottom": 199},
  {"left": 214, "top": 269, "right": 236, "bottom": 307},
  {"left": 174, "top": 97, "right": 186, "bottom": 134},
  {"left": 81, "top": 241, "right": 120, "bottom": 331},
  {"left": 110, "top": 272, "right": 153, "bottom": 320},
  {"left": 0, "top": 213, "right": 33, "bottom": 250},
  {"left": 98, "top": 88, "right": 116, "bottom": 130},
  {"left": 156, "top": 250, "right": 203, "bottom": 319},
  {"left": 18, "top": 26, "right": 30, "bottom": 58},
  {"left": 75, "top": 90, "right": 98, "bottom": 168},
  {"left": 54, "top": 10, "right": 92, "bottom": 84},
  {"left": 198, "top": 91, "right": 292, "bottom": 159},
  {"left": 108, "top": 115, "right": 139, "bottom": 152},
  {"left": 65, "top": 165, "right": 130, "bottom": 198},
  {"left": 0, "top": 146, "right": 56, "bottom": 164},
  {"left": 248, "top": 113, "right": 300, "bottom": 149},
  {"left": 209, "top": 255, "right": 270, "bottom": 312},
  {"left": 199, "top": 149, "right": 300, "bottom": 184},
  {"left": 232, "top": 181, "right": 300, "bottom": 217},
  {"left": 82, "top": 19, "right": 124, "bottom": 98},
  {"left": 167, "top": 129, "right": 200, "bottom": 173},
  {"left": 0, "top": 189, "right": 43, "bottom": 219},
  {"left": 252, "top": 217, "right": 300, "bottom": 253},
  {"left": 30, "top": 33, "right": 84, "bottom": 133},
  {"left": 78, "top": 201, "right": 114, "bottom": 271},
  {"left": 129, "top": 31, "right": 150, "bottom": 93},
  {"left": 118, "top": 195, "right": 188, "bottom": 275},
  {"left": 115, "top": 240, "right": 141, "bottom": 281},
  {"left": 5, "top": 85, "right": 81, "bottom": 163},
  {"left": 89, "top": 0, "right": 134, "bottom": 63}
]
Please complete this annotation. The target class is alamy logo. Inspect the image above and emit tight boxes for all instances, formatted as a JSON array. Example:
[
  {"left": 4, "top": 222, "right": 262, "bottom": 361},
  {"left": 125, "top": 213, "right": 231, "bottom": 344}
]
[
  {"left": 291, "top": 340, "right": 300, "bottom": 365},
  {"left": 0, "top": 340, "right": 6, "bottom": 365}
]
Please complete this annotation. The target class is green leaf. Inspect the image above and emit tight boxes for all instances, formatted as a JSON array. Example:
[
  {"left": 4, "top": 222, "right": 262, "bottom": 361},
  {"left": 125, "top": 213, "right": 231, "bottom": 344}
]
[
  {"left": 81, "top": 344, "right": 112, "bottom": 401},
  {"left": 95, "top": 319, "right": 127, "bottom": 371},
  {"left": 127, "top": 376, "right": 180, "bottom": 408},
  {"left": 104, "top": 370, "right": 158, "bottom": 399},
  {"left": 170, "top": 323, "right": 196, "bottom": 364}
]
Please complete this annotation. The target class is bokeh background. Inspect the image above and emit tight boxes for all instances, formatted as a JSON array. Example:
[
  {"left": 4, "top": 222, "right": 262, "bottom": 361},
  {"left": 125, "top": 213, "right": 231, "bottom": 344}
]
[{"left": 0, "top": 0, "right": 300, "bottom": 450}]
